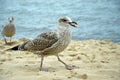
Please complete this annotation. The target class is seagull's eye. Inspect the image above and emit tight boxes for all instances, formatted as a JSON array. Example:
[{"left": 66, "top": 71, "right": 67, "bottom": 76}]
[{"left": 62, "top": 19, "right": 67, "bottom": 22}]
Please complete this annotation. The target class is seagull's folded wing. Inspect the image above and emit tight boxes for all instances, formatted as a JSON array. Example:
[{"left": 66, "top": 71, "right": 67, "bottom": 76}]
[{"left": 23, "top": 31, "right": 59, "bottom": 51}]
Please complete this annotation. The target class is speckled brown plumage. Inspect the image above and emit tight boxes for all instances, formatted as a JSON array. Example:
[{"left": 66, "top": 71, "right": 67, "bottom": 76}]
[{"left": 10, "top": 16, "right": 77, "bottom": 71}]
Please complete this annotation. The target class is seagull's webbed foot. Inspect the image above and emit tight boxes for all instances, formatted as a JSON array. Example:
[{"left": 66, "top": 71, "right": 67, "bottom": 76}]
[
  {"left": 40, "top": 68, "right": 48, "bottom": 72},
  {"left": 65, "top": 65, "right": 74, "bottom": 70}
]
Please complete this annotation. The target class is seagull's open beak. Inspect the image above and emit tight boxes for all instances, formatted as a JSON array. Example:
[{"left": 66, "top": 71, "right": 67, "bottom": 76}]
[{"left": 69, "top": 21, "right": 77, "bottom": 28}]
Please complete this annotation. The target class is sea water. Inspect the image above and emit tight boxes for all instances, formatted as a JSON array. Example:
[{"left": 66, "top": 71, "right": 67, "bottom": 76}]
[{"left": 0, "top": 0, "right": 120, "bottom": 42}]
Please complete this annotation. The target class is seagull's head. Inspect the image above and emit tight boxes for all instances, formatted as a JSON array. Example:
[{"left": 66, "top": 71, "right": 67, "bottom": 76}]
[
  {"left": 8, "top": 17, "right": 14, "bottom": 23},
  {"left": 58, "top": 16, "right": 77, "bottom": 28}
]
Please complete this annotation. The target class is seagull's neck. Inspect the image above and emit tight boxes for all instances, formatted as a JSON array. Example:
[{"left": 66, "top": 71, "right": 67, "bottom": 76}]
[
  {"left": 58, "top": 26, "right": 70, "bottom": 32},
  {"left": 9, "top": 21, "right": 13, "bottom": 24},
  {"left": 57, "top": 26, "right": 71, "bottom": 37},
  {"left": 57, "top": 26, "right": 72, "bottom": 47}
]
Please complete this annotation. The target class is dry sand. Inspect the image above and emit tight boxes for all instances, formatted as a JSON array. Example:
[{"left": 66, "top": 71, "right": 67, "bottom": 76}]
[{"left": 0, "top": 38, "right": 120, "bottom": 80}]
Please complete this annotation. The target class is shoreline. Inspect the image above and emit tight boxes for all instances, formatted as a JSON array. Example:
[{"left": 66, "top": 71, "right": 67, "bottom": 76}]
[{"left": 0, "top": 38, "right": 120, "bottom": 80}]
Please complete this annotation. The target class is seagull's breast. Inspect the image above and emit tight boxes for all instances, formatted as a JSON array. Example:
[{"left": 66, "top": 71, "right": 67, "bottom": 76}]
[
  {"left": 59, "top": 29, "right": 71, "bottom": 47},
  {"left": 41, "top": 28, "right": 72, "bottom": 56},
  {"left": 2, "top": 23, "right": 15, "bottom": 37}
]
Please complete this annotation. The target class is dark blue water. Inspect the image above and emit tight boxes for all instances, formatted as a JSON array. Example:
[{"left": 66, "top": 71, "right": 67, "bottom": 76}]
[{"left": 0, "top": 0, "right": 120, "bottom": 42}]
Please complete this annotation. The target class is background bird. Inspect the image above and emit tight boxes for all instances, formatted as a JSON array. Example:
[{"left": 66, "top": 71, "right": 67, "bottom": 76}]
[
  {"left": 8, "top": 16, "right": 77, "bottom": 71},
  {"left": 1, "top": 17, "right": 16, "bottom": 44}
]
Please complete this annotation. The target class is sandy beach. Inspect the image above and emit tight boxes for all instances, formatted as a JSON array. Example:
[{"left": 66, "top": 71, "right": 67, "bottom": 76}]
[{"left": 0, "top": 38, "right": 120, "bottom": 80}]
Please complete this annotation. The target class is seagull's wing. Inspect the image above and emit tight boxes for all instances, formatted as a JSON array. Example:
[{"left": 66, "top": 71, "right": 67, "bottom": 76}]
[{"left": 22, "top": 31, "right": 59, "bottom": 51}]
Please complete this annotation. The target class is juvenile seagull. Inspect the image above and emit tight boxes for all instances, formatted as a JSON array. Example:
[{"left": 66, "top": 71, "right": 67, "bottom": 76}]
[
  {"left": 9, "top": 16, "right": 77, "bottom": 71},
  {"left": 1, "top": 17, "right": 16, "bottom": 44}
]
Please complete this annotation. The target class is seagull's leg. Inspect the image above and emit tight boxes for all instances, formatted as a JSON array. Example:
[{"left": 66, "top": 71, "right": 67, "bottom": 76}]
[
  {"left": 2, "top": 35, "right": 7, "bottom": 44},
  {"left": 39, "top": 55, "right": 48, "bottom": 71},
  {"left": 10, "top": 37, "right": 12, "bottom": 42},
  {"left": 40, "top": 55, "right": 44, "bottom": 71},
  {"left": 56, "top": 54, "right": 74, "bottom": 70}
]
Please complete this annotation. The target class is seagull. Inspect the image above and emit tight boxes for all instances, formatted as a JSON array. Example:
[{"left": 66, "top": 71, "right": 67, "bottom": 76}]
[
  {"left": 1, "top": 17, "right": 16, "bottom": 44},
  {"left": 8, "top": 16, "right": 77, "bottom": 71}
]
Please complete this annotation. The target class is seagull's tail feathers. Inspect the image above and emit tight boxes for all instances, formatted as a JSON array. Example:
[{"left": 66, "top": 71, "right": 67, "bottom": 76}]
[
  {"left": 6, "top": 45, "right": 19, "bottom": 51},
  {"left": 6, "top": 41, "right": 28, "bottom": 51}
]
